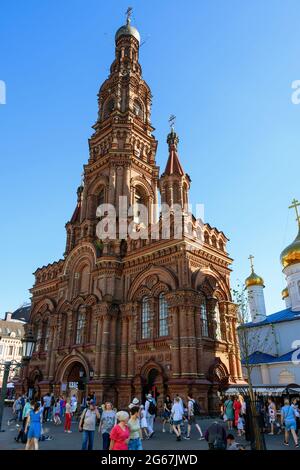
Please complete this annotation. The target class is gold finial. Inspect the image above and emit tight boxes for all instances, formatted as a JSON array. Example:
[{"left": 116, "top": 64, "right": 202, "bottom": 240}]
[
  {"left": 248, "top": 254, "right": 255, "bottom": 273},
  {"left": 169, "top": 114, "right": 176, "bottom": 132},
  {"left": 288, "top": 198, "right": 300, "bottom": 227},
  {"left": 126, "top": 7, "right": 133, "bottom": 25}
]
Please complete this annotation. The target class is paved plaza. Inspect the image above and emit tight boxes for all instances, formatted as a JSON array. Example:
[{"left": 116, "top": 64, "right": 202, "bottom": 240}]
[{"left": 0, "top": 408, "right": 298, "bottom": 451}]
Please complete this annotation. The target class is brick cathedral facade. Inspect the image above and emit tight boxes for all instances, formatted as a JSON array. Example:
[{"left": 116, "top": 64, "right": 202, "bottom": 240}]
[{"left": 21, "top": 16, "right": 243, "bottom": 412}]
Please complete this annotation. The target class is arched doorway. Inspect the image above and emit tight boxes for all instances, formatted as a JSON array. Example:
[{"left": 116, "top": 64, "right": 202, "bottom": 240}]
[
  {"left": 142, "top": 368, "right": 161, "bottom": 403},
  {"left": 61, "top": 361, "right": 88, "bottom": 404},
  {"left": 140, "top": 362, "right": 167, "bottom": 409}
]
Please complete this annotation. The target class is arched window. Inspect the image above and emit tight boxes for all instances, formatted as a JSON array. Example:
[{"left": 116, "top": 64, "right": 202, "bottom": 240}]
[
  {"left": 80, "top": 266, "right": 90, "bottom": 294},
  {"left": 200, "top": 299, "right": 209, "bottom": 337},
  {"left": 103, "top": 99, "right": 114, "bottom": 119},
  {"left": 212, "top": 235, "right": 217, "bottom": 248},
  {"left": 43, "top": 321, "right": 50, "bottom": 352},
  {"left": 34, "top": 322, "right": 42, "bottom": 352},
  {"left": 133, "top": 99, "right": 143, "bottom": 120},
  {"left": 214, "top": 302, "right": 222, "bottom": 340},
  {"left": 204, "top": 232, "right": 209, "bottom": 244},
  {"left": 133, "top": 187, "right": 148, "bottom": 224},
  {"left": 98, "top": 189, "right": 105, "bottom": 208},
  {"left": 159, "top": 293, "right": 169, "bottom": 337},
  {"left": 219, "top": 240, "right": 224, "bottom": 252},
  {"left": 75, "top": 311, "right": 85, "bottom": 345},
  {"left": 141, "top": 297, "right": 150, "bottom": 339}
]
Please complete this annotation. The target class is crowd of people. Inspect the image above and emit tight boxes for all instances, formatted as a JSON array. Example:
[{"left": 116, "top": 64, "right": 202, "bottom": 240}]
[
  {"left": 220, "top": 394, "right": 300, "bottom": 448},
  {"left": 7, "top": 391, "right": 300, "bottom": 450}
]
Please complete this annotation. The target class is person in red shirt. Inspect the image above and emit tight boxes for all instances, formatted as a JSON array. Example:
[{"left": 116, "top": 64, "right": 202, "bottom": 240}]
[
  {"left": 233, "top": 396, "right": 242, "bottom": 428},
  {"left": 109, "top": 411, "right": 130, "bottom": 450}
]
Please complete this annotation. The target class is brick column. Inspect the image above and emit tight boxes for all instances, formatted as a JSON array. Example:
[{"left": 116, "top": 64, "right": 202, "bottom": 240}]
[
  {"left": 94, "top": 314, "right": 102, "bottom": 378},
  {"left": 164, "top": 298, "right": 180, "bottom": 377},
  {"left": 67, "top": 310, "right": 74, "bottom": 347},
  {"left": 48, "top": 317, "right": 59, "bottom": 380},
  {"left": 108, "top": 307, "right": 118, "bottom": 378},
  {"left": 120, "top": 312, "right": 129, "bottom": 378}
]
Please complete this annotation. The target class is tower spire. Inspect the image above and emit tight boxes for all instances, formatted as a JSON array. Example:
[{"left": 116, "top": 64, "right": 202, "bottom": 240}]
[
  {"left": 164, "top": 116, "right": 184, "bottom": 176},
  {"left": 248, "top": 254, "right": 255, "bottom": 273},
  {"left": 289, "top": 198, "right": 300, "bottom": 228},
  {"left": 126, "top": 6, "right": 133, "bottom": 25}
]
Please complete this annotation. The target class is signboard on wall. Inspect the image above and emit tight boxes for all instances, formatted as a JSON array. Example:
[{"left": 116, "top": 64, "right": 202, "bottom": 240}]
[{"left": 69, "top": 382, "right": 78, "bottom": 389}]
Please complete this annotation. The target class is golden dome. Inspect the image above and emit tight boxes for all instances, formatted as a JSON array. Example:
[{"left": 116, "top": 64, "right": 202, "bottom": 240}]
[
  {"left": 281, "top": 287, "right": 289, "bottom": 300},
  {"left": 245, "top": 271, "right": 265, "bottom": 288},
  {"left": 280, "top": 227, "right": 300, "bottom": 269}
]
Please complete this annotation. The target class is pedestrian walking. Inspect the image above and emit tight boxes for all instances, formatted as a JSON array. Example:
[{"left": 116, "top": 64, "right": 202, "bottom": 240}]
[
  {"left": 15, "top": 399, "right": 32, "bottom": 443},
  {"left": 109, "top": 411, "right": 130, "bottom": 450},
  {"left": 233, "top": 396, "right": 242, "bottom": 428},
  {"left": 292, "top": 398, "right": 300, "bottom": 436},
  {"left": 25, "top": 402, "right": 43, "bottom": 450},
  {"left": 9, "top": 395, "right": 21, "bottom": 425},
  {"left": 162, "top": 395, "right": 172, "bottom": 433},
  {"left": 128, "top": 406, "right": 143, "bottom": 450},
  {"left": 267, "top": 397, "right": 277, "bottom": 435},
  {"left": 43, "top": 393, "right": 51, "bottom": 422},
  {"left": 204, "top": 420, "right": 227, "bottom": 450},
  {"left": 71, "top": 394, "right": 77, "bottom": 415},
  {"left": 99, "top": 402, "right": 116, "bottom": 450},
  {"left": 59, "top": 396, "right": 66, "bottom": 419},
  {"left": 171, "top": 397, "right": 184, "bottom": 441},
  {"left": 64, "top": 399, "right": 72, "bottom": 433},
  {"left": 281, "top": 398, "right": 299, "bottom": 448},
  {"left": 139, "top": 405, "right": 149, "bottom": 439},
  {"left": 53, "top": 399, "right": 61, "bottom": 425},
  {"left": 184, "top": 395, "right": 204, "bottom": 440},
  {"left": 223, "top": 396, "right": 234, "bottom": 430},
  {"left": 237, "top": 413, "right": 245, "bottom": 436},
  {"left": 79, "top": 400, "right": 100, "bottom": 450},
  {"left": 145, "top": 393, "right": 156, "bottom": 438}
]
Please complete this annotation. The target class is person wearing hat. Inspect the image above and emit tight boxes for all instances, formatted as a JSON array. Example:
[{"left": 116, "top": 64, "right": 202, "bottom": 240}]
[
  {"left": 79, "top": 400, "right": 100, "bottom": 450},
  {"left": 145, "top": 393, "right": 156, "bottom": 437},
  {"left": 129, "top": 398, "right": 140, "bottom": 410}
]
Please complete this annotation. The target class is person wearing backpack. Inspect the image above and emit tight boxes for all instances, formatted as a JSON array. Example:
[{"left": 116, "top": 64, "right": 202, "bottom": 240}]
[
  {"left": 281, "top": 398, "right": 299, "bottom": 448},
  {"left": 145, "top": 393, "right": 156, "bottom": 438},
  {"left": 79, "top": 400, "right": 100, "bottom": 450},
  {"left": 183, "top": 394, "right": 205, "bottom": 440},
  {"left": 204, "top": 420, "right": 227, "bottom": 450}
]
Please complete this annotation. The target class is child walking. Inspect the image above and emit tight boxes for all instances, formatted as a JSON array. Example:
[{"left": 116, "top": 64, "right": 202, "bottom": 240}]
[
  {"left": 54, "top": 399, "right": 61, "bottom": 425},
  {"left": 237, "top": 413, "right": 245, "bottom": 436},
  {"left": 64, "top": 399, "right": 72, "bottom": 433}
]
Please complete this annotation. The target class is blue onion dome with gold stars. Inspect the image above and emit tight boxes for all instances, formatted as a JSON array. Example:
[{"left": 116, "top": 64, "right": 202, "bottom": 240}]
[
  {"left": 245, "top": 255, "right": 265, "bottom": 288},
  {"left": 115, "top": 8, "right": 140, "bottom": 44},
  {"left": 280, "top": 198, "right": 300, "bottom": 269}
]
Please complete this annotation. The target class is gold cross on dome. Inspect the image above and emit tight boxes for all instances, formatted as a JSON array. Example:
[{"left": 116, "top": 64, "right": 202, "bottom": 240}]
[
  {"left": 169, "top": 114, "right": 176, "bottom": 131},
  {"left": 126, "top": 7, "right": 133, "bottom": 24},
  {"left": 288, "top": 198, "right": 300, "bottom": 226},
  {"left": 248, "top": 254, "right": 255, "bottom": 272}
]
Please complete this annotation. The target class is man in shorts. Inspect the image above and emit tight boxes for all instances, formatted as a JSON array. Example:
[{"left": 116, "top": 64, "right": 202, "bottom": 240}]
[{"left": 184, "top": 394, "right": 204, "bottom": 440}]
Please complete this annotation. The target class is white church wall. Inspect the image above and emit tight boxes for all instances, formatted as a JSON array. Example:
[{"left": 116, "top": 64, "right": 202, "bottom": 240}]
[
  {"left": 248, "top": 363, "right": 300, "bottom": 386},
  {"left": 239, "top": 323, "right": 277, "bottom": 358},
  {"left": 273, "top": 320, "right": 300, "bottom": 356}
]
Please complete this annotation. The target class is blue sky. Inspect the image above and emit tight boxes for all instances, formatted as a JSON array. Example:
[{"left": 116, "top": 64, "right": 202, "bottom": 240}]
[{"left": 0, "top": 0, "right": 299, "bottom": 317}]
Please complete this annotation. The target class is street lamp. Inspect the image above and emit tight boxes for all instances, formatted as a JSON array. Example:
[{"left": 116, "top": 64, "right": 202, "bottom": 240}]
[{"left": 0, "top": 332, "right": 36, "bottom": 432}]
